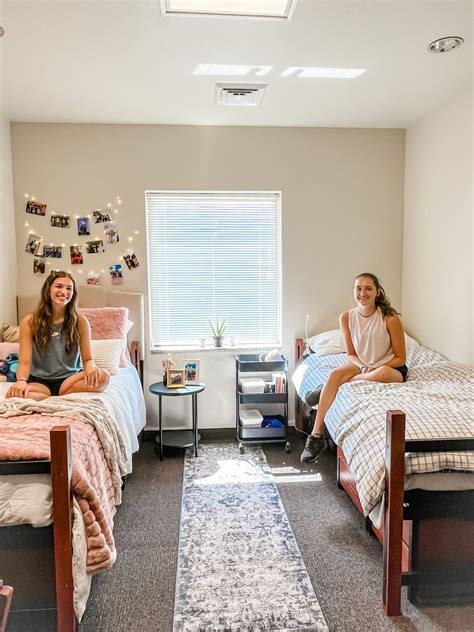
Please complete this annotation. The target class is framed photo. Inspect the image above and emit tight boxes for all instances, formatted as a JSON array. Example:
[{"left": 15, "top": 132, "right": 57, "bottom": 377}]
[
  {"left": 167, "top": 368, "right": 185, "bottom": 388},
  {"left": 182, "top": 359, "right": 200, "bottom": 385}
]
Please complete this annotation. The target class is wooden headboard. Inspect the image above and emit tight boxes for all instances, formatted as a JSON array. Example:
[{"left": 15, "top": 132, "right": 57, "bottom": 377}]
[{"left": 17, "top": 285, "right": 145, "bottom": 364}]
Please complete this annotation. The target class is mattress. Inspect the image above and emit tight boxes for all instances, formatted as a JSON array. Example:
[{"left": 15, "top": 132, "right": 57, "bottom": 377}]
[
  {"left": 292, "top": 346, "right": 474, "bottom": 516},
  {"left": 0, "top": 362, "right": 146, "bottom": 619}
]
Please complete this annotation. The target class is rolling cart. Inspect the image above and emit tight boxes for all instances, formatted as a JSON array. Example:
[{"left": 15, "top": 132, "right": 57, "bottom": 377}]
[{"left": 235, "top": 354, "right": 290, "bottom": 454}]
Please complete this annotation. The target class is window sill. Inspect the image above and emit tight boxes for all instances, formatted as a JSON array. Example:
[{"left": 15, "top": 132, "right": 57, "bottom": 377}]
[{"left": 150, "top": 344, "right": 282, "bottom": 354}]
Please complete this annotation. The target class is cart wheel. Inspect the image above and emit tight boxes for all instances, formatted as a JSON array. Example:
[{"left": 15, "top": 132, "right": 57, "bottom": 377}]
[
  {"left": 285, "top": 441, "right": 291, "bottom": 453},
  {"left": 239, "top": 443, "right": 245, "bottom": 455}
]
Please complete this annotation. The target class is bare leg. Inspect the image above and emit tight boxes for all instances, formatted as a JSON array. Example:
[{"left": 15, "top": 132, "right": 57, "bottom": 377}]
[
  {"left": 350, "top": 366, "right": 403, "bottom": 384},
  {"left": 6, "top": 383, "right": 51, "bottom": 401},
  {"left": 59, "top": 370, "right": 110, "bottom": 396},
  {"left": 311, "top": 365, "right": 360, "bottom": 435}
]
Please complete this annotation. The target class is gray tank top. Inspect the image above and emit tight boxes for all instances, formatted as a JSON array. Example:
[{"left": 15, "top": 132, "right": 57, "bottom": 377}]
[{"left": 30, "top": 322, "right": 82, "bottom": 379}]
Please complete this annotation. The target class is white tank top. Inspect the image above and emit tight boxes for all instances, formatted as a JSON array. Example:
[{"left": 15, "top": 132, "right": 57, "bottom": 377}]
[{"left": 348, "top": 307, "right": 394, "bottom": 368}]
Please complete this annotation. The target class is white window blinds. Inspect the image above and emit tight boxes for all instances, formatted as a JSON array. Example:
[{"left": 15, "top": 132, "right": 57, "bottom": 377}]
[{"left": 145, "top": 191, "right": 282, "bottom": 349}]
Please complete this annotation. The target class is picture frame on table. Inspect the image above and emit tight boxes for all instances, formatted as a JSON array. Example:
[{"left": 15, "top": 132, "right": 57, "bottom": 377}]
[
  {"left": 182, "top": 359, "right": 200, "bottom": 385},
  {"left": 167, "top": 369, "right": 186, "bottom": 388}
]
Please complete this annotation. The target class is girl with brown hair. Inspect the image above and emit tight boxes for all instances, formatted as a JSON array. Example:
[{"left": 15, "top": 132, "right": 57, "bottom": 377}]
[
  {"left": 6, "top": 271, "right": 110, "bottom": 401},
  {"left": 301, "top": 272, "right": 407, "bottom": 462}
]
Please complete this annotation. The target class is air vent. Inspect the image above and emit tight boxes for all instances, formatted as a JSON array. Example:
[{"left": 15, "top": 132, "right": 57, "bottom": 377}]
[{"left": 215, "top": 83, "right": 267, "bottom": 107}]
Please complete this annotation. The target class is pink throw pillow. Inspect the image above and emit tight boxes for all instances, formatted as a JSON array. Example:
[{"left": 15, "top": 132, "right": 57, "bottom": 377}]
[{"left": 79, "top": 307, "right": 129, "bottom": 366}]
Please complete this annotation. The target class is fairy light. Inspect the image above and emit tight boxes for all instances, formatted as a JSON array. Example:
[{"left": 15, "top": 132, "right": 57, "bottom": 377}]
[
  {"left": 24, "top": 193, "right": 29, "bottom": 198},
  {"left": 75, "top": 215, "right": 79, "bottom": 219},
  {"left": 28, "top": 230, "right": 33, "bottom": 234},
  {"left": 31, "top": 197, "right": 36, "bottom": 201},
  {"left": 134, "top": 230, "right": 139, "bottom": 234},
  {"left": 107, "top": 203, "right": 111, "bottom": 208},
  {"left": 25, "top": 222, "right": 29, "bottom": 227},
  {"left": 128, "top": 237, "right": 133, "bottom": 242},
  {"left": 114, "top": 209, "right": 118, "bottom": 214}
]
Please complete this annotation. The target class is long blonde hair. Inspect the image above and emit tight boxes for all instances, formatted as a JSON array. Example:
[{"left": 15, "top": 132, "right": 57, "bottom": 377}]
[
  {"left": 30, "top": 271, "right": 80, "bottom": 353},
  {"left": 354, "top": 272, "right": 399, "bottom": 318}
]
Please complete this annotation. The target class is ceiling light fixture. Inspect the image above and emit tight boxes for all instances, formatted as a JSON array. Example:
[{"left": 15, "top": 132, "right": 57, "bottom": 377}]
[
  {"left": 428, "top": 36, "right": 464, "bottom": 53},
  {"left": 281, "top": 66, "right": 366, "bottom": 79},
  {"left": 161, "top": 0, "right": 298, "bottom": 19},
  {"left": 194, "top": 64, "right": 272, "bottom": 77}
]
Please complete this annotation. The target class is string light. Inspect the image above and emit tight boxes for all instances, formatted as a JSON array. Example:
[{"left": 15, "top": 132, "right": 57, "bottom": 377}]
[
  {"left": 25, "top": 222, "right": 29, "bottom": 227},
  {"left": 24, "top": 193, "right": 29, "bottom": 198},
  {"left": 31, "top": 197, "right": 36, "bottom": 201},
  {"left": 128, "top": 237, "right": 133, "bottom": 242},
  {"left": 134, "top": 230, "right": 139, "bottom": 234}
]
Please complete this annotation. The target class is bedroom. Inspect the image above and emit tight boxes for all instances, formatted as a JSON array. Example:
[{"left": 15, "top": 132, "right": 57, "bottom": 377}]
[{"left": 0, "top": 0, "right": 472, "bottom": 630}]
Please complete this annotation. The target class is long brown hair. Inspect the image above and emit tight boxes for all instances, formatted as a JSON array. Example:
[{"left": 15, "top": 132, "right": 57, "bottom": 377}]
[
  {"left": 354, "top": 272, "right": 399, "bottom": 318},
  {"left": 30, "top": 271, "right": 80, "bottom": 353}
]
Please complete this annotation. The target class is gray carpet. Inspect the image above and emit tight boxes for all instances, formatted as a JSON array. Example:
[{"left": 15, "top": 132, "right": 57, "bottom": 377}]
[{"left": 79, "top": 432, "right": 474, "bottom": 631}]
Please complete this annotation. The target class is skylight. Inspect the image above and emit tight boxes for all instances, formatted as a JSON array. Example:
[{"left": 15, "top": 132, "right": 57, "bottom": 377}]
[
  {"left": 281, "top": 66, "right": 366, "bottom": 79},
  {"left": 194, "top": 64, "right": 272, "bottom": 77},
  {"left": 161, "top": 0, "right": 298, "bottom": 19}
]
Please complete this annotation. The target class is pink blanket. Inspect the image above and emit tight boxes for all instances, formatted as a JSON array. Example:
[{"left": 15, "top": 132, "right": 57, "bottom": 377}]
[{"left": 0, "top": 414, "right": 117, "bottom": 573}]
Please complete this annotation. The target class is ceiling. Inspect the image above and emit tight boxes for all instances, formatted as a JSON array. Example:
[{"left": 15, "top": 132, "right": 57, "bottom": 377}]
[{"left": 1, "top": 0, "right": 472, "bottom": 128}]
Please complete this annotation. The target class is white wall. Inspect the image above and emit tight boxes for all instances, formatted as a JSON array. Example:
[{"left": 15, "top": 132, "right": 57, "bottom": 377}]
[
  {"left": 403, "top": 90, "right": 473, "bottom": 365},
  {"left": 10, "top": 123, "right": 405, "bottom": 428}
]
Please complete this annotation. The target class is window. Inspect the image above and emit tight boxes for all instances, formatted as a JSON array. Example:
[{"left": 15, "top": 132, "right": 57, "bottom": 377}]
[{"left": 146, "top": 191, "right": 281, "bottom": 349}]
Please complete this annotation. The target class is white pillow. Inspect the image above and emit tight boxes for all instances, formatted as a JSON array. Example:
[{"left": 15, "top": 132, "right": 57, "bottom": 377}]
[
  {"left": 307, "top": 329, "right": 345, "bottom": 356},
  {"left": 90, "top": 339, "right": 123, "bottom": 375},
  {"left": 308, "top": 328, "right": 420, "bottom": 356}
]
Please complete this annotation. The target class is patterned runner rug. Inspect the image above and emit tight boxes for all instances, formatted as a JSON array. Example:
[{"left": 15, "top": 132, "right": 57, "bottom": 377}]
[{"left": 173, "top": 443, "right": 328, "bottom": 631}]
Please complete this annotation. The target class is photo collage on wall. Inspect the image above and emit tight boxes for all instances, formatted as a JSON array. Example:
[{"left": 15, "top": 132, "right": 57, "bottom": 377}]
[{"left": 24, "top": 197, "right": 140, "bottom": 283}]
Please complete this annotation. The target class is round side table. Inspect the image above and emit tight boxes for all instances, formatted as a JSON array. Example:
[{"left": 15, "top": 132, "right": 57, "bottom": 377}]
[{"left": 149, "top": 382, "right": 205, "bottom": 461}]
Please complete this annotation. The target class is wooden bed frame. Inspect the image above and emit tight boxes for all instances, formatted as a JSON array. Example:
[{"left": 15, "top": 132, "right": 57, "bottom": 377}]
[
  {"left": 295, "top": 338, "right": 474, "bottom": 615},
  {"left": 0, "top": 286, "right": 145, "bottom": 631}
]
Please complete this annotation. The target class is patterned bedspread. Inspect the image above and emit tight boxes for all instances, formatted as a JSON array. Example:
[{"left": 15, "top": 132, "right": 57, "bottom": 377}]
[{"left": 292, "top": 346, "right": 474, "bottom": 515}]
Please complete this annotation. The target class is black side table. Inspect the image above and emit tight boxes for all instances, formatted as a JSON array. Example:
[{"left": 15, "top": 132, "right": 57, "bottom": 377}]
[{"left": 149, "top": 382, "right": 205, "bottom": 461}]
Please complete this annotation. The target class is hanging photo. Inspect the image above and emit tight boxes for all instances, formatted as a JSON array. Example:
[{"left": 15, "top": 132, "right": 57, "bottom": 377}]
[
  {"left": 104, "top": 223, "right": 120, "bottom": 244},
  {"left": 24, "top": 233, "right": 42, "bottom": 255},
  {"left": 33, "top": 256, "right": 46, "bottom": 274},
  {"left": 93, "top": 209, "right": 112, "bottom": 224},
  {"left": 26, "top": 201, "right": 47, "bottom": 216},
  {"left": 123, "top": 251, "right": 139, "bottom": 270},
  {"left": 42, "top": 245, "right": 62, "bottom": 258},
  {"left": 85, "top": 240, "right": 105, "bottom": 254},
  {"left": 50, "top": 214, "right": 70, "bottom": 228},
  {"left": 87, "top": 271, "right": 100, "bottom": 285},
  {"left": 109, "top": 263, "right": 123, "bottom": 285},
  {"left": 70, "top": 245, "right": 83, "bottom": 265},
  {"left": 77, "top": 217, "right": 90, "bottom": 236}
]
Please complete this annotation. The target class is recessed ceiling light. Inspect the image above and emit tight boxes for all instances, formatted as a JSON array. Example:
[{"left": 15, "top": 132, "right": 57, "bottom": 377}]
[
  {"left": 194, "top": 64, "right": 272, "bottom": 77},
  {"left": 428, "top": 36, "right": 464, "bottom": 53},
  {"left": 161, "top": 0, "right": 298, "bottom": 19},
  {"left": 281, "top": 67, "right": 366, "bottom": 79}
]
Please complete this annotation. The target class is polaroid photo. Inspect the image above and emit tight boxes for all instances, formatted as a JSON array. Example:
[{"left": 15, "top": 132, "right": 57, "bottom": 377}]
[
  {"left": 26, "top": 201, "right": 47, "bottom": 216},
  {"left": 93, "top": 209, "right": 112, "bottom": 224},
  {"left": 85, "top": 240, "right": 105, "bottom": 254},
  {"left": 87, "top": 271, "right": 101, "bottom": 285},
  {"left": 42, "top": 245, "right": 62, "bottom": 258},
  {"left": 70, "top": 245, "right": 83, "bottom": 265},
  {"left": 50, "top": 214, "right": 70, "bottom": 228},
  {"left": 25, "top": 233, "right": 42, "bottom": 255},
  {"left": 109, "top": 263, "right": 124, "bottom": 285},
  {"left": 104, "top": 223, "right": 120, "bottom": 244},
  {"left": 77, "top": 217, "right": 90, "bottom": 236},
  {"left": 123, "top": 251, "right": 139, "bottom": 270},
  {"left": 33, "top": 256, "right": 46, "bottom": 275}
]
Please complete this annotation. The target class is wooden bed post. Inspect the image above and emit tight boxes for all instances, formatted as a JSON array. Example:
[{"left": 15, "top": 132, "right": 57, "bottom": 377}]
[
  {"left": 383, "top": 410, "right": 406, "bottom": 616},
  {"left": 50, "top": 426, "right": 78, "bottom": 632}
]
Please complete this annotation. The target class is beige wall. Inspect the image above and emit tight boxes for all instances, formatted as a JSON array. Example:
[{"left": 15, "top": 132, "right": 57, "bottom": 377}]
[
  {"left": 0, "top": 117, "right": 17, "bottom": 323},
  {"left": 403, "top": 90, "right": 473, "bottom": 365},
  {"left": 11, "top": 123, "right": 405, "bottom": 427}
]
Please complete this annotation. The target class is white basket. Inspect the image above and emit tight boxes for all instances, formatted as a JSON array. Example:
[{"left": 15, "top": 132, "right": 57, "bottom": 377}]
[{"left": 240, "top": 409, "right": 263, "bottom": 428}]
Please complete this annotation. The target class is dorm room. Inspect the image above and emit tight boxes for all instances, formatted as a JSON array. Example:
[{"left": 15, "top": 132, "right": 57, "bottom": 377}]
[{"left": 0, "top": 1, "right": 472, "bottom": 630}]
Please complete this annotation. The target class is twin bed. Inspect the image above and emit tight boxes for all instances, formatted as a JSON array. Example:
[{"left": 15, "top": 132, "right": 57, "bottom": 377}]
[
  {"left": 0, "top": 285, "right": 146, "bottom": 631},
  {"left": 293, "top": 335, "right": 474, "bottom": 615}
]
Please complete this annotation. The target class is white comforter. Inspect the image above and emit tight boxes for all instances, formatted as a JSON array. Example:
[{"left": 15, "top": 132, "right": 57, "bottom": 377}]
[{"left": 292, "top": 346, "right": 474, "bottom": 516}]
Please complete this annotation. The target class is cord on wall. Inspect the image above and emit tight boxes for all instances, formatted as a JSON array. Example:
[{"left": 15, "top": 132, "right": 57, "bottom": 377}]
[{"left": 304, "top": 312, "right": 310, "bottom": 354}]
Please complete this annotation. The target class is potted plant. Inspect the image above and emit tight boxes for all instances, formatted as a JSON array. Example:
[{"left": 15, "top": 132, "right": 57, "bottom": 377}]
[{"left": 207, "top": 317, "right": 227, "bottom": 347}]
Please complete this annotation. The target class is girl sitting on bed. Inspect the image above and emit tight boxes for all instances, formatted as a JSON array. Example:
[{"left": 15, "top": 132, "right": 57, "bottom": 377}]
[
  {"left": 301, "top": 272, "right": 407, "bottom": 462},
  {"left": 6, "top": 270, "right": 110, "bottom": 401}
]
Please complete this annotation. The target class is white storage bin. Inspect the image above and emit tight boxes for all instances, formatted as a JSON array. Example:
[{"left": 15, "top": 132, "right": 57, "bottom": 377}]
[
  {"left": 239, "top": 409, "right": 263, "bottom": 428},
  {"left": 239, "top": 377, "right": 265, "bottom": 394}
]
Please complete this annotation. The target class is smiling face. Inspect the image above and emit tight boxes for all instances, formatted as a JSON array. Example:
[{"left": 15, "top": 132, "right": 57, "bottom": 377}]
[
  {"left": 49, "top": 276, "right": 75, "bottom": 309},
  {"left": 354, "top": 276, "right": 377, "bottom": 310}
]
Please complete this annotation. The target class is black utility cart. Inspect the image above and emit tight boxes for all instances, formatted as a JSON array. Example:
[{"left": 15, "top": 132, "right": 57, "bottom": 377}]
[{"left": 235, "top": 354, "right": 290, "bottom": 454}]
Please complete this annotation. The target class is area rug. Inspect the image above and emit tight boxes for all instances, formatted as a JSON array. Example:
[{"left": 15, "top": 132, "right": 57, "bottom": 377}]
[{"left": 173, "top": 443, "right": 328, "bottom": 631}]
